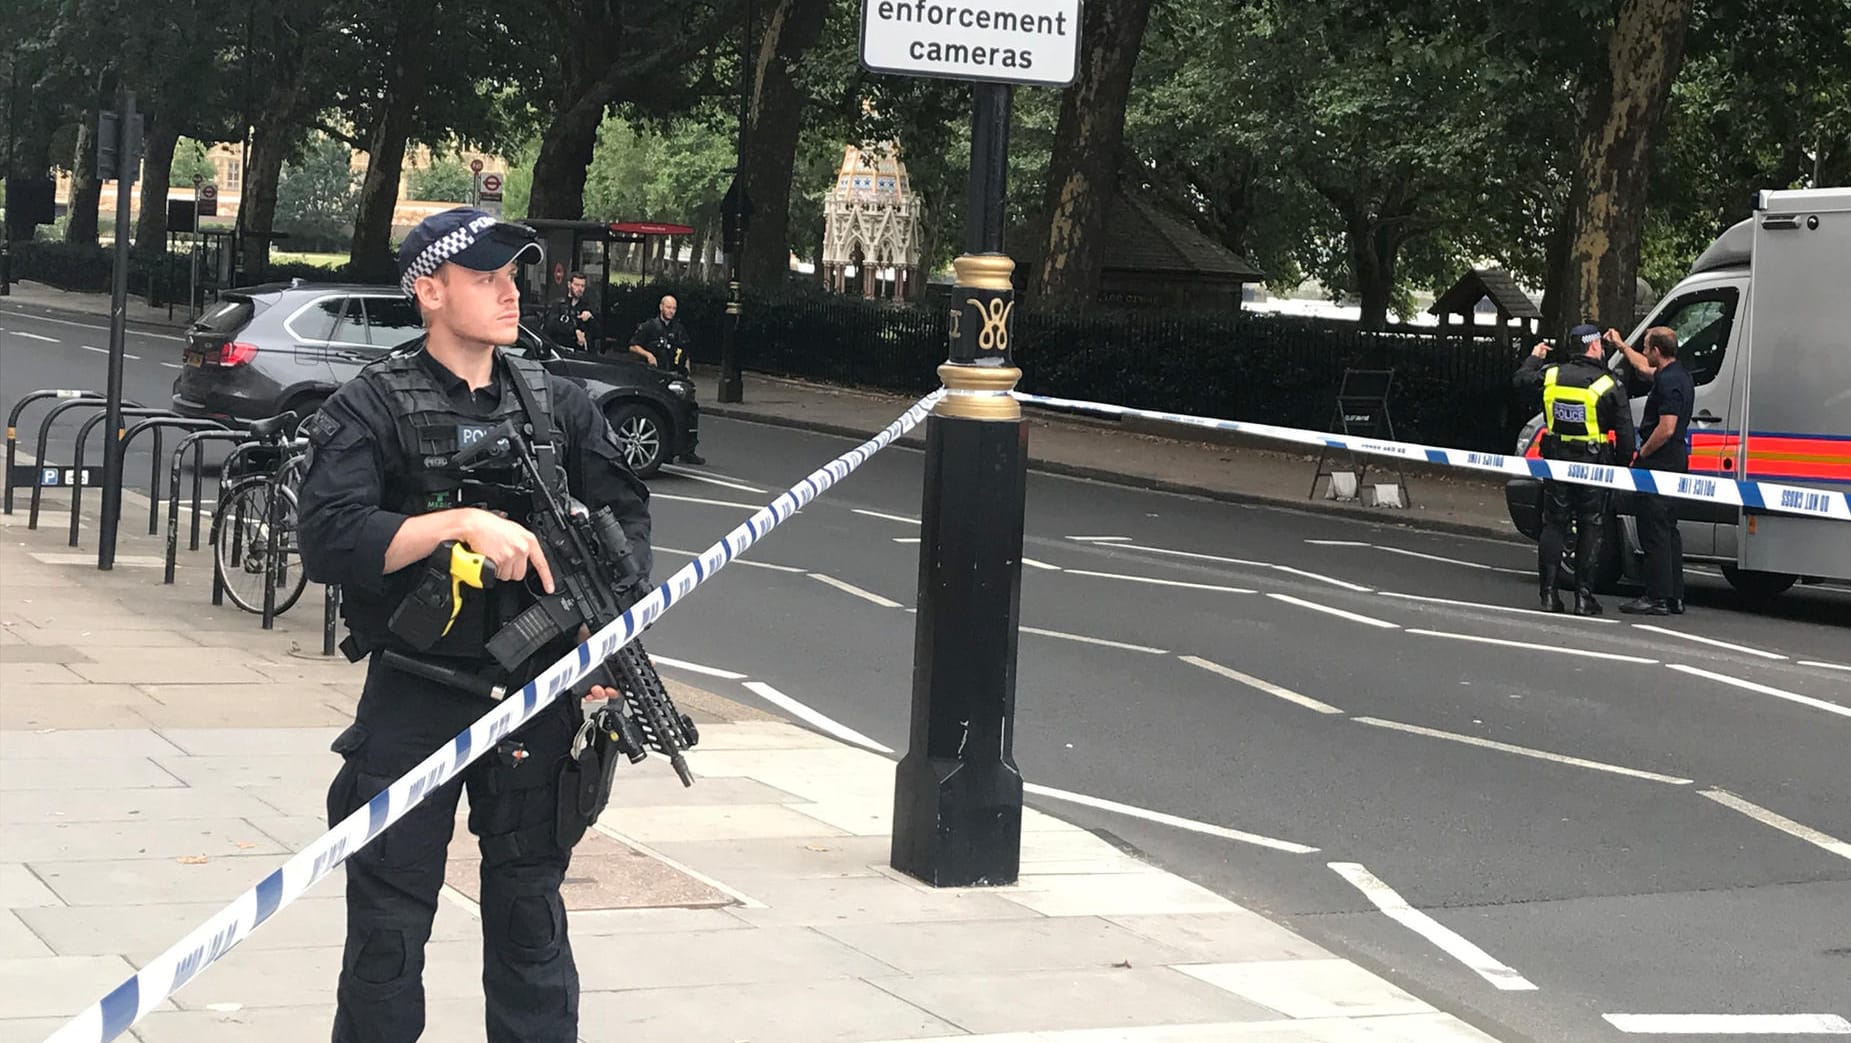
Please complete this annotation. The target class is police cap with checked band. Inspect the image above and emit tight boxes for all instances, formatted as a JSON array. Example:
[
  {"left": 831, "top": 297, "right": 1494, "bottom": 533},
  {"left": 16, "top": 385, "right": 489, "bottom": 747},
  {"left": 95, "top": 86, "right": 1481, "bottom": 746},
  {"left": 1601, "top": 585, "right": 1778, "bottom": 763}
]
[{"left": 396, "top": 206, "right": 543, "bottom": 297}]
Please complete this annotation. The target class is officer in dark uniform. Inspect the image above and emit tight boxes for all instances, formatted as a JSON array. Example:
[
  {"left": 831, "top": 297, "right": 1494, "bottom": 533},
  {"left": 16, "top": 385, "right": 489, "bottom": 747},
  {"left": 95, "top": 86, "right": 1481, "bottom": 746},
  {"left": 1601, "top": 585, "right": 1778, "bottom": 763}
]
[
  {"left": 297, "top": 207, "right": 652, "bottom": 1043},
  {"left": 627, "top": 295, "right": 704, "bottom": 464},
  {"left": 1609, "top": 326, "right": 1694, "bottom": 615},
  {"left": 1513, "top": 323, "right": 1636, "bottom": 614}
]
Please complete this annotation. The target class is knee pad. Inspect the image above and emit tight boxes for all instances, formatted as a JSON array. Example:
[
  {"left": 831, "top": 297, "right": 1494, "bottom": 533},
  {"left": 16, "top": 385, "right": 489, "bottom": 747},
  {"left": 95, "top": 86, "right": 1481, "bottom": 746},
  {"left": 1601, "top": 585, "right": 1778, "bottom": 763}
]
[
  {"left": 348, "top": 928, "right": 409, "bottom": 985},
  {"left": 486, "top": 886, "right": 566, "bottom": 965}
]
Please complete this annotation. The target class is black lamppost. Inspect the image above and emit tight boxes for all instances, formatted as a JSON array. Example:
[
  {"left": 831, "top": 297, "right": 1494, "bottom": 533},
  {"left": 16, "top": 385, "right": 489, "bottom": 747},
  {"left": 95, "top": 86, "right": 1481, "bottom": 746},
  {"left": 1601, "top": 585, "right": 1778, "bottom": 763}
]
[{"left": 716, "top": 0, "right": 753, "bottom": 404}]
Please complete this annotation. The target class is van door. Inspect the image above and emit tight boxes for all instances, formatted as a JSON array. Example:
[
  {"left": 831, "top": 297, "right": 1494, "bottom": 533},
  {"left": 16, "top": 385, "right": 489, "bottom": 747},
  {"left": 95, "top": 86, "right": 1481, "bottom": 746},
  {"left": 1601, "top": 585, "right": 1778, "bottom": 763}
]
[{"left": 1630, "top": 281, "right": 1747, "bottom": 556}]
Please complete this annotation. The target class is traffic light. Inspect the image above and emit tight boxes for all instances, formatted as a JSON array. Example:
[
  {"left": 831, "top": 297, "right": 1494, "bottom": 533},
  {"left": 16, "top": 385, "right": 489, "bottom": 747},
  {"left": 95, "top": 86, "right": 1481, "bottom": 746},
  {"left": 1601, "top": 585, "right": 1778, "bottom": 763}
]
[{"left": 96, "top": 109, "right": 144, "bottom": 184}]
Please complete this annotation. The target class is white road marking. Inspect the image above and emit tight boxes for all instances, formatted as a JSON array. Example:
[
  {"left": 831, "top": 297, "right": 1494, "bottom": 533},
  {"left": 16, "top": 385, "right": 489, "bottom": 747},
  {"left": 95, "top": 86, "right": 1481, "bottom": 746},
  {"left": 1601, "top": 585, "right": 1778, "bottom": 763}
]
[
  {"left": 1020, "top": 626, "right": 1167, "bottom": 655},
  {"left": 741, "top": 680, "right": 892, "bottom": 753},
  {"left": 1179, "top": 656, "right": 1343, "bottom": 714},
  {"left": 1270, "top": 564, "right": 1373, "bottom": 592},
  {"left": 652, "top": 492, "right": 761, "bottom": 510},
  {"left": 1603, "top": 1013, "right": 1851, "bottom": 1034},
  {"left": 809, "top": 573, "right": 904, "bottom": 609},
  {"left": 1373, "top": 545, "right": 1531, "bottom": 576},
  {"left": 1025, "top": 783, "right": 1318, "bottom": 854},
  {"left": 657, "top": 466, "right": 765, "bottom": 494},
  {"left": 1376, "top": 589, "right": 1618, "bottom": 624},
  {"left": 1111, "top": 542, "right": 1270, "bottom": 568},
  {"left": 1021, "top": 557, "right": 1060, "bottom": 571},
  {"left": 1799, "top": 660, "right": 1851, "bottom": 673},
  {"left": 891, "top": 536, "right": 920, "bottom": 544},
  {"left": 1063, "top": 569, "right": 1256, "bottom": 594},
  {"left": 1352, "top": 716, "right": 1692, "bottom": 784},
  {"left": 0, "top": 310, "right": 183, "bottom": 341},
  {"left": 77, "top": 344, "right": 141, "bottom": 360},
  {"left": 1328, "top": 862, "right": 1539, "bottom": 991},
  {"left": 12, "top": 331, "right": 59, "bottom": 342},
  {"left": 1668, "top": 663, "right": 1851, "bottom": 721},
  {"left": 159, "top": 361, "right": 183, "bottom": 369},
  {"left": 1065, "top": 535, "right": 1132, "bottom": 543},
  {"left": 653, "top": 545, "right": 807, "bottom": 574},
  {"left": 1630, "top": 624, "right": 1787, "bottom": 660},
  {"left": 648, "top": 655, "right": 749, "bottom": 681},
  {"left": 1406, "top": 629, "right": 1658, "bottom": 664},
  {"left": 1303, "top": 539, "right": 1369, "bottom": 546},
  {"left": 854, "top": 508, "right": 919, "bottom": 525},
  {"left": 1266, "top": 593, "right": 1398, "bottom": 629},
  {"left": 1699, "top": 789, "right": 1851, "bottom": 862}
]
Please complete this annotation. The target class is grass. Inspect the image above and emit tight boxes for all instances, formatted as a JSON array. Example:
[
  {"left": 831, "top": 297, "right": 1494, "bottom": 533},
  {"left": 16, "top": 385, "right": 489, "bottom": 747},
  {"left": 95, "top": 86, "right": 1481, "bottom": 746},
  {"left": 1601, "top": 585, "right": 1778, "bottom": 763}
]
[{"left": 270, "top": 251, "right": 349, "bottom": 268}]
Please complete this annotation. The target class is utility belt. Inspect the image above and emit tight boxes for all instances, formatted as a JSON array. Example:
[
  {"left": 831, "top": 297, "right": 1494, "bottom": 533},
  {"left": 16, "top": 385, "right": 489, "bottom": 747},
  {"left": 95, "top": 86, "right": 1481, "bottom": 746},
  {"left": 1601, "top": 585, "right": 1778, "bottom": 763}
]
[{"left": 1541, "top": 431, "right": 1616, "bottom": 464}]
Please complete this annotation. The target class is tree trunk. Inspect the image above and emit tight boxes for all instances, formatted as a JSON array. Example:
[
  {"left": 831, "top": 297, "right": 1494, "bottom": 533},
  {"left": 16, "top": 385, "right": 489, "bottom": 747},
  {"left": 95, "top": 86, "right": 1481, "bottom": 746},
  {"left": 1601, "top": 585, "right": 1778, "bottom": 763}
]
[
  {"left": 348, "top": 0, "right": 438, "bottom": 281},
  {"left": 1349, "top": 216, "right": 1397, "bottom": 330},
  {"left": 528, "top": 94, "right": 604, "bottom": 220},
  {"left": 687, "top": 221, "right": 709, "bottom": 281},
  {"left": 65, "top": 118, "right": 103, "bottom": 246},
  {"left": 1560, "top": 0, "right": 1695, "bottom": 327},
  {"left": 239, "top": 122, "right": 292, "bottom": 279},
  {"left": 132, "top": 114, "right": 182, "bottom": 262},
  {"left": 1031, "top": 0, "right": 1157, "bottom": 311},
  {"left": 739, "top": 0, "right": 830, "bottom": 292}
]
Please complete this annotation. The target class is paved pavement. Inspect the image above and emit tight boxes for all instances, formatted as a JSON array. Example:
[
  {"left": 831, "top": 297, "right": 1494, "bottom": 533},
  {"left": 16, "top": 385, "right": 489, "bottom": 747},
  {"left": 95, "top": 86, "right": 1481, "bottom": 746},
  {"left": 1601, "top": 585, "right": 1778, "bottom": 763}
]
[
  {"left": 6, "top": 287, "right": 1851, "bottom": 1042},
  {"left": 1, "top": 446, "right": 1504, "bottom": 1042}
]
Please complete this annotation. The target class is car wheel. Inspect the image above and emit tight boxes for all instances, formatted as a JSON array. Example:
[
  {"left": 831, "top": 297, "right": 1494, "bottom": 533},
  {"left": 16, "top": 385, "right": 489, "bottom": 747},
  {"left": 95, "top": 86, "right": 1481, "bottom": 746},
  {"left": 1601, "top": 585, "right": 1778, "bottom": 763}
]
[
  {"left": 282, "top": 394, "right": 327, "bottom": 436},
  {"left": 607, "top": 401, "right": 668, "bottom": 478},
  {"left": 1721, "top": 565, "right": 1796, "bottom": 600}
]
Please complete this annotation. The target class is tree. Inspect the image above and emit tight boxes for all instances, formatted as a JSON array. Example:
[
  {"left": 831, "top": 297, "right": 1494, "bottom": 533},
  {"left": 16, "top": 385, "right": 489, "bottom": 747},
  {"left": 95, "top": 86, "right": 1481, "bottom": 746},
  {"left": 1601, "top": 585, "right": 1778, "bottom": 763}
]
[
  {"left": 347, "top": 0, "right": 442, "bottom": 281},
  {"left": 274, "top": 135, "right": 360, "bottom": 248},
  {"left": 237, "top": 0, "right": 350, "bottom": 276},
  {"left": 1558, "top": 0, "right": 1696, "bottom": 328},
  {"left": 737, "top": 0, "right": 831, "bottom": 290},
  {"left": 1031, "top": 0, "right": 1157, "bottom": 311},
  {"left": 170, "top": 138, "right": 219, "bottom": 187},
  {"left": 407, "top": 156, "right": 476, "bottom": 202}
]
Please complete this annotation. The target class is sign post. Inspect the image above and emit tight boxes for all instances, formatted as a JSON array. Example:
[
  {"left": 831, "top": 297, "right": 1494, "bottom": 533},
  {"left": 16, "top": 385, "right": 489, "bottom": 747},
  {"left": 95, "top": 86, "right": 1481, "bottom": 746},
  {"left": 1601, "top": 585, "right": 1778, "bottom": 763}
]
[
  {"left": 97, "top": 87, "right": 139, "bottom": 571},
  {"left": 468, "top": 158, "right": 484, "bottom": 206},
  {"left": 871, "top": 0, "right": 1081, "bottom": 888},
  {"left": 475, "top": 171, "right": 503, "bottom": 218}
]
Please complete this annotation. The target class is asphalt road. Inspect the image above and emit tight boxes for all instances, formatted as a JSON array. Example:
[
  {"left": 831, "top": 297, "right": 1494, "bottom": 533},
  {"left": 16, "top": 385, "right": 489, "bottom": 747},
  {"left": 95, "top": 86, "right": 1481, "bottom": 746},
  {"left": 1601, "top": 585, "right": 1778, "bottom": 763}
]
[{"left": 6, "top": 304, "right": 1850, "bottom": 1042}]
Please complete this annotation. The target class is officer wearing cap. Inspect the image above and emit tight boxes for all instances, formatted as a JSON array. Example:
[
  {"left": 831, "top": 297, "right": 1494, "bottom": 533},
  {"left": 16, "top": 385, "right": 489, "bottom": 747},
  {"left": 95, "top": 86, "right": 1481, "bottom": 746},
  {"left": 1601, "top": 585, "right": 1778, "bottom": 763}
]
[
  {"left": 297, "top": 207, "right": 652, "bottom": 1043},
  {"left": 1513, "top": 323, "right": 1636, "bottom": 614}
]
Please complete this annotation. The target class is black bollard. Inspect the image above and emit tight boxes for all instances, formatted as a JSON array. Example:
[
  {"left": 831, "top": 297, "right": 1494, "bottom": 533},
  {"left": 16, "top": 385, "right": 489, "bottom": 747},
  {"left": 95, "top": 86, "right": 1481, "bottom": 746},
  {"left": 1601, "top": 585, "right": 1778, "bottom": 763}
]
[{"left": 890, "top": 83, "right": 1026, "bottom": 888}]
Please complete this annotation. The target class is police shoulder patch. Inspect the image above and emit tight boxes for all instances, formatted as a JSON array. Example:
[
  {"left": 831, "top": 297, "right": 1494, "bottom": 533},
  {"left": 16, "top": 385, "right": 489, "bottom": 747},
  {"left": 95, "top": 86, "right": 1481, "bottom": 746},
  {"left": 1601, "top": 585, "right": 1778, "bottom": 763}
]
[{"left": 305, "top": 410, "right": 344, "bottom": 446}]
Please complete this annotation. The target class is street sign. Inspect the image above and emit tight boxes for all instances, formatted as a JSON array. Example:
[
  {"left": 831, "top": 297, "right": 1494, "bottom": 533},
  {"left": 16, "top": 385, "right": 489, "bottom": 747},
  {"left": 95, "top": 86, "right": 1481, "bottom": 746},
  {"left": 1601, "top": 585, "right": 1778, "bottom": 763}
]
[
  {"left": 475, "top": 172, "right": 504, "bottom": 217},
  {"left": 197, "top": 182, "right": 219, "bottom": 218},
  {"left": 470, "top": 158, "right": 484, "bottom": 173},
  {"left": 12, "top": 464, "right": 98, "bottom": 488},
  {"left": 860, "top": 0, "right": 1081, "bottom": 87}
]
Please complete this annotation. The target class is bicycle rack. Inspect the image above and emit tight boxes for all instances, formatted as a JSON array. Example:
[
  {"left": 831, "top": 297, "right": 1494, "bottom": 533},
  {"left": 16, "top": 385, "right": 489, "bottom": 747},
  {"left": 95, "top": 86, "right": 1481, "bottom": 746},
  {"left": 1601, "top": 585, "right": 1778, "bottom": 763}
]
[
  {"left": 6, "top": 389, "right": 106, "bottom": 514},
  {"left": 23, "top": 395, "right": 144, "bottom": 528},
  {"left": 165, "top": 429, "right": 249, "bottom": 584},
  {"left": 260, "top": 444, "right": 309, "bottom": 631},
  {"left": 121, "top": 416, "right": 230, "bottom": 538},
  {"left": 67, "top": 408, "right": 180, "bottom": 548},
  {"left": 209, "top": 435, "right": 308, "bottom": 630}
]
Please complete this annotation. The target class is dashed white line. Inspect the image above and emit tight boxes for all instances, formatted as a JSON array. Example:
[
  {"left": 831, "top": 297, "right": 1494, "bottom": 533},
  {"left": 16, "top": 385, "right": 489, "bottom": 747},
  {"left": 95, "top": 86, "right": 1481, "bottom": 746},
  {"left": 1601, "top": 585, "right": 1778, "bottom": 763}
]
[
  {"left": 159, "top": 361, "right": 183, "bottom": 369},
  {"left": 658, "top": 467, "right": 766, "bottom": 494},
  {"left": 1328, "top": 862, "right": 1539, "bottom": 991},
  {"left": 1373, "top": 544, "right": 1531, "bottom": 576},
  {"left": 1303, "top": 539, "right": 1369, "bottom": 546},
  {"left": 1020, "top": 626, "right": 1167, "bottom": 655},
  {"left": 1179, "top": 656, "right": 1343, "bottom": 714},
  {"left": 1066, "top": 535, "right": 1132, "bottom": 543},
  {"left": 1699, "top": 789, "right": 1851, "bottom": 862},
  {"left": 653, "top": 545, "right": 808, "bottom": 574},
  {"left": 1377, "top": 589, "right": 1618, "bottom": 623},
  {"left": 652, "top": 492, "right": 762, "bottom": 510},
  {"left": 1266, "top": 593, "right": 1398, "bottom": 629},
  {"left": 1021, "top": 557, "right": 1060, "bottom": 571},
  {"left": 1063, "top": 569, "right": 1256, "bottom": 594},
  {"left": 648, "top": 655, "right": 749, "bottom": 681},
  {"left": 854, "top": 508, "right": 919, "bottom": 525},
  {"left": 1406, "top": 628, "right": 1658, "bottom": 664},
  {"left": 809, "top": 573, "right": 904, "bottom": 609},
  {"left": 1631, "top": 624, "right": 1787, "bottom": 660},
  {"left": 12, "top": 330, "right": 59, "bottom": 342},
  {"left": 1352, "top": 717, "right": 1692, "bottom": 784},
  {"left": 1603, "top": 1013, "right": 1851, "bottom": 1034},
  {"left": 1667, "top": 663, "right": 1851, "bottom": 720},
  {"left": 1025, "top": 783, "right": 1318, "bottom": 854},
  {"left": 0, "top": 310, "right": 184, "bottom": 340},
  {"left": 891, "top": 537, "right": 920, "bottom": 544},
  {"left": 1107, "top": 542, "right": 1269, "bottom": 568},
  {"left": 1270, "top": 564, "right": 1372, "bottom": 592},
  {"left": 1799, "top": 660, "right": 1851, "bottom": 673},
  {"left": 741, "top": 680, "right": 892, "bottom": 753}
]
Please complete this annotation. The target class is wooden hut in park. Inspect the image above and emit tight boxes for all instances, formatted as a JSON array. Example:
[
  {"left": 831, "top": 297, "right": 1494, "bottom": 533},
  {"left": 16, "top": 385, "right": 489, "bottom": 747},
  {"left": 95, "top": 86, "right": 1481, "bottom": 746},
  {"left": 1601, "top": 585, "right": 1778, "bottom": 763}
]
[{"left": 1427, "top": 268, "right": 1541, "bottom": 348}]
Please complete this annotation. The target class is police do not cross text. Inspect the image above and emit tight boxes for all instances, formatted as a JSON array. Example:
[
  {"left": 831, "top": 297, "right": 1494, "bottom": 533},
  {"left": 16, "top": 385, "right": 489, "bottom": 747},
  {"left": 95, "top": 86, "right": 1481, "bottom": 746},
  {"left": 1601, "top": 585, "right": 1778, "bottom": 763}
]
[{"left": 871, "top": 0, "right": 1072, "bottom": 69}]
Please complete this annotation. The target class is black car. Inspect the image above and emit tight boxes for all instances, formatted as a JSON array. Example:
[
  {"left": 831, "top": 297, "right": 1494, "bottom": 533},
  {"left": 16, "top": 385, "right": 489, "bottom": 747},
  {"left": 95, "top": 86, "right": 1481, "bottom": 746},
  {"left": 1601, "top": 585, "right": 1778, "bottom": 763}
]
[{"left": 171, "top": 281, "right": 699, "bottom": 477}]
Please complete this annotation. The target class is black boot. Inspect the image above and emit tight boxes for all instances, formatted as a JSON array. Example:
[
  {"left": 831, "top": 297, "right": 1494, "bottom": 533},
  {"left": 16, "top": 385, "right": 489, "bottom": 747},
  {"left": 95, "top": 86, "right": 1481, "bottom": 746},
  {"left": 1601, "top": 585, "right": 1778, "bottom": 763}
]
[
  {"left": 1540, "top": 588, "right": 1566, "bottom": 613},
  {"left": 679, "top": 451, "right": 706, "bottom": 465},
  {"left": 1620, "top": 595, "right": 1669, "bottom": 616},
  {"left": 1667, "top": 598, "right": 1684, "bottom": 615},
  {"left": 1574, "top": 591, "right": 1603, "bottom": 616}
]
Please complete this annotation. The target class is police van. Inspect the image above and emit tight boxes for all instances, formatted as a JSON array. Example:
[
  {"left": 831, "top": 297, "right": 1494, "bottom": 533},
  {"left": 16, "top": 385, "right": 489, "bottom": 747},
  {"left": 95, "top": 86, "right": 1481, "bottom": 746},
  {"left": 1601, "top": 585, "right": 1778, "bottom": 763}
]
[{"left": 1507, "top": 186, "right": 1851, "bottom": 599}]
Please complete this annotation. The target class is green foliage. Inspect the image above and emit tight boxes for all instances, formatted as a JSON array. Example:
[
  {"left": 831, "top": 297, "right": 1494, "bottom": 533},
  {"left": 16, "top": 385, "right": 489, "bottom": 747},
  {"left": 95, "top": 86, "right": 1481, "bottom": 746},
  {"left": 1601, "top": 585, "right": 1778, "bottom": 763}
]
[
  {"left": 274, "top": 136, "right": 359, "bottom": 248},
  {"left": 169, "top": 138, "right": 219, "bottom": 187},
  {"left": 407, "top": 157, "right": 476, "bottom": 203}
]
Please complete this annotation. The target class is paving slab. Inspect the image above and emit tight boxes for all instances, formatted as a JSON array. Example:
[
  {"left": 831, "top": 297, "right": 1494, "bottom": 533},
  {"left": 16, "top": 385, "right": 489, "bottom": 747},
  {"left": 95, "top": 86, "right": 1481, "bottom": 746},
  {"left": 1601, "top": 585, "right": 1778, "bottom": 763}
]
[
  {"left": 572, "top": 925, "right": 901, "bottom": 991},
  {"left": 820, "top": 916, "right": 1195, "bottom": 976},
  {"left": 2, "top": 818, "right": 287, "bottom": 862},
  {"left": 0, "top": 755, "right": 183, "bottom": 791},
  {"left": 150, "top": 753, "right": 341, "bottom": 789},
  {"left": 132, "top": 689, "right": 356, "bottom": 729},
  {"left": 996, "top": 872, "right": 1242, "bottom": 917},
  {"left": 17, "top": 897, "right": 366, "bottom": 958},
  {"left": 0, "top": 954, "right": 162, "bottom": 1019},
  {"left": 648, "top": 834, "right": 894, "bottom": 879},
  {"left": 153, "top": 727, "right": 345, "bottom": 757},
  {"left": 0, "top": 728, "right": 187, "bottom": 761},
  {"left": 723, "top": 873, "right": 1041, "bottom": 928},
  {"left": 869, "top": 966, "right": 1281, "bottom": 1035},
  {"left": 0, "top": 684, "right": 166, "bottom": 729},
  {"left": 1173, "top": 960, "right": 1435, "bottom": 1020},
  {"left": 67, "top": 648, "right": 267, "bottom": 685},
  {"left": 1108, "top": 913, "right": 1336, "bottom": 963},
  {"left": 29, "top": 854, "right": 338, "bottom": 906},
  {"left": 607, "top": 803, "right": 856, "bottom": 843},
  {"left": 577, "top": 978, "right": 962, "bottom": 1043},
  {"left": 0, "top": 910, "right": 53, "bottom": 958},
  {"left": 0, "top": 865, "right": 63, "bottom": 909}
]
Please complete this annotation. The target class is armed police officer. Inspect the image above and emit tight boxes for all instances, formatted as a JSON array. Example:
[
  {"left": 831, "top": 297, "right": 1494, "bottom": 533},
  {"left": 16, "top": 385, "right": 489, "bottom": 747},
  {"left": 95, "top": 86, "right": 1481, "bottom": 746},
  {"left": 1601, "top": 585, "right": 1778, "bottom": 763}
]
[
  {"left": 1513, "top": 323, "right": 1636, "bottom": 615},
  {"left": 297, "top": 207, "right": 652, "bottom": 1043}
]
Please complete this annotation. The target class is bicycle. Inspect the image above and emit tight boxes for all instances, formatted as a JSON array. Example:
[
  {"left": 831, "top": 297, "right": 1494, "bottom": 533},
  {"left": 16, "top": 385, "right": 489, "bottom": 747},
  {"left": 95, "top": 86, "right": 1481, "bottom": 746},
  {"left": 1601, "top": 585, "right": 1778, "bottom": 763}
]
[{"left": 210, "top": 411, "right": 309, "bottom": 615}]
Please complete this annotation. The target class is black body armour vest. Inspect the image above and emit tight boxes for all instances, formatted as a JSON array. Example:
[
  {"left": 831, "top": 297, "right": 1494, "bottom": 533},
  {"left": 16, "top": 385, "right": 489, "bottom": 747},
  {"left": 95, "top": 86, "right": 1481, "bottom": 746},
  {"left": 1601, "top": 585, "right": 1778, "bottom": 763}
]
[{"left": 342, "top": 347, "right": 556, "bottom": 664}]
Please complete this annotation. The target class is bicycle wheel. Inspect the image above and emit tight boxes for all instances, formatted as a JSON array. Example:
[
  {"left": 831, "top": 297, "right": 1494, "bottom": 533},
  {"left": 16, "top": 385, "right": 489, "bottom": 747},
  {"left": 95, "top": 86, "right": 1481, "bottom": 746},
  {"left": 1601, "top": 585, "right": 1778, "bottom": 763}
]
[{"left": 211, "top": 477, "right": 309, "bottom": 615}]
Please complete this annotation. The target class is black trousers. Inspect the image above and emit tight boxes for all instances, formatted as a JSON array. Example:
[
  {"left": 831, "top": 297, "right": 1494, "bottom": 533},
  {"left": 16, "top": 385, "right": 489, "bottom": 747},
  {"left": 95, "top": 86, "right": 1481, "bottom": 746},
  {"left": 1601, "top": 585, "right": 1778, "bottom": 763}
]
[
  {"left": 1538, "top": 479, "right": 1609, "bottom": 594},
  {"left": 1636, "top": 490, "right": 1684, "bottom": 602},
  {"left": 327, "top": 656, "right": 580, "bottom": 1043}
]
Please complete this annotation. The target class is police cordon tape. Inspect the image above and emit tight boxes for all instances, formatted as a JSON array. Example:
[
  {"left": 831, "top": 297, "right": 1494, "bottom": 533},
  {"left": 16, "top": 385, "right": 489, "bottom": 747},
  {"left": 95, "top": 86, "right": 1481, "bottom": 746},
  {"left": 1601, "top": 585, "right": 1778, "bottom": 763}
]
[
  {"left": 44, "top": 392, "right": 941, "bottom": 1043},
  {"left": 1013, "top": 392, "right": 1851, "bottom": 523}
]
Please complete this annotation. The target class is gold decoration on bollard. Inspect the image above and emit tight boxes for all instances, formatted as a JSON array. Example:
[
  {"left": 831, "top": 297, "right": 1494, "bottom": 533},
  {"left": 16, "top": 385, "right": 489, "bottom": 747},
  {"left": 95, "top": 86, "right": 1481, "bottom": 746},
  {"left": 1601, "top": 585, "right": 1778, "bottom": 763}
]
[
  {"left": 935, "top": 364, "right": 1022, "bottom": 421},
  {"left": 966, "top": 297, "right": 1014, "bottom": 353}
]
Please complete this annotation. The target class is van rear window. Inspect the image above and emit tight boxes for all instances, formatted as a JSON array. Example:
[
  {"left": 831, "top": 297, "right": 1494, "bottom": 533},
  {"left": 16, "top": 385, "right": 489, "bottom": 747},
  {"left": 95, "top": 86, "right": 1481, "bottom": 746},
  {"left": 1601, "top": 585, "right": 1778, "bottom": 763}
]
[{"left": 194, "top": 298, "right": 254, "bottom": 335}]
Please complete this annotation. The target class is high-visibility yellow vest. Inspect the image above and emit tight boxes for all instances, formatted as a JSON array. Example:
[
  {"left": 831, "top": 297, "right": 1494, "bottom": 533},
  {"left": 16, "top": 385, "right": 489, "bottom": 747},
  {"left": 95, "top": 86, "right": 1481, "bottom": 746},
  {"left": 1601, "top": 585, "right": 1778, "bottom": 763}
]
[{"left": 1543, "top": 368, "right": 1617, "bottom": 444}]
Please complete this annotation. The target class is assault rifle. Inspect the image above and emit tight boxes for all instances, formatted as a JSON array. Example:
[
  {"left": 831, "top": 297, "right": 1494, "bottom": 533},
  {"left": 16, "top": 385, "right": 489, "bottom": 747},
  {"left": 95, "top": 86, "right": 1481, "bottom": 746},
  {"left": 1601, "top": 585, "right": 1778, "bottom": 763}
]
[{"left": 452, "top": 419, "right": 700, "bottom": 786}]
